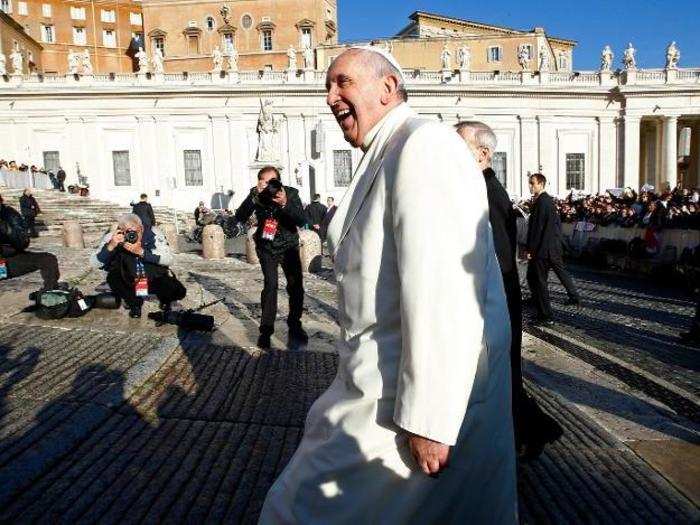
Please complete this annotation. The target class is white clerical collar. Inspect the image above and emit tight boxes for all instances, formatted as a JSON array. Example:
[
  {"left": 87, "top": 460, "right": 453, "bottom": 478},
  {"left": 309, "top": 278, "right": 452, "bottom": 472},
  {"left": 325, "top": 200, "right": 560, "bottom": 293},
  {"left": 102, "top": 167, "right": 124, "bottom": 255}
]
[{"left": 361, "top": 102, "right": 410, "bottom": 152}]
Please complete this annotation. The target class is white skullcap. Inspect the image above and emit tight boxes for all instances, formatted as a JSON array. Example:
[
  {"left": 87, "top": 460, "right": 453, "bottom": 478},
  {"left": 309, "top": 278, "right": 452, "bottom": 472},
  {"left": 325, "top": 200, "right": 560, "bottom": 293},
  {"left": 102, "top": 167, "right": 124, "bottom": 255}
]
[{"left": 347, "top": 45, "right": 406, "bottom": 82}]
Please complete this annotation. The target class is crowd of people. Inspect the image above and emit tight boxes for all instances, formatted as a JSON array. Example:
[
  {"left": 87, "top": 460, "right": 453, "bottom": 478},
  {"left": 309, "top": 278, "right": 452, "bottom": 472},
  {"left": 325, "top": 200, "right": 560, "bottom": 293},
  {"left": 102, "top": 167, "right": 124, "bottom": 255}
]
[
  {"left": 551, "top": 186, "right": 700, "bottom": 230},
  {"left": 0, "top": 158, "right": 67, "bottom": 191}
]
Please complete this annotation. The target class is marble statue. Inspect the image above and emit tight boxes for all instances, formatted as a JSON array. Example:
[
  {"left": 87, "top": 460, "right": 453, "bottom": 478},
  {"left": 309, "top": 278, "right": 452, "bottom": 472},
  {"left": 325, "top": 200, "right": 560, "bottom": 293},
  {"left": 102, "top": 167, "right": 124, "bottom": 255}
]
[
  {"left": 303, "top": 43, "right": 314, "bottom": 70},
  {"left": 517, "top": 44, "right": 531, "bottom": 71},
  {"left": 136, "top": 47, "right": 149, "bottom": 73},
  {"left": 600, "top": 45, "right": 614, "bottom": 72},
  {"left": 227, "top": 44, "right": 238, "bottom": 72},
  {"left": 538, "top": 48, "right": 549, "bottom": 72},
  {"left": 212, "top": 46, "right": 224, "bottom": 73},
  {"left": 219, "top": 5, "right": 231, "bottom": 25},
  {"left": 440, "top": 44, "right": 451, "bottom": 70},
  {"left": 458, "top": 45, "right": 470, "bottom": 70},
  {"left": 151, "top": 47, "right": 164, "bottom": 74},
  {"left": 10, "top": 48, "right": 22, "bottom": 75},
  {"left": 81, "top": 49, "right": 93, "bottom": 75},
  {"left": 665, "top": 41, "right": 680, "bottom": 69},
  {"left": 0, "top": 52, "right": 7, "bottom": 76},
  {"left": 287, "top": 45, "right": 297, "bottom": 70},
  {"left": 623, "top": 43, "right": 636, "bottom": 70},
  {"left": 67, "top": 50, "right": 80, "bottom": 75},
  {"left": 256, "top": 98, "right": 279, "bottom": 162}
]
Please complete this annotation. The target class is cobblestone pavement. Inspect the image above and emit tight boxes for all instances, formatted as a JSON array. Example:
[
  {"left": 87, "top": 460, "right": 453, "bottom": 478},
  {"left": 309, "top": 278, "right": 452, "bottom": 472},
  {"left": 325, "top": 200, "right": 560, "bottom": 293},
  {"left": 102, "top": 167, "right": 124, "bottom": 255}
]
[
  {"left": 521, "top": 263, "right": 700, "bottom": 423},
  {"left": 0, "top": 239, "right": 698, "bottom": 523}
]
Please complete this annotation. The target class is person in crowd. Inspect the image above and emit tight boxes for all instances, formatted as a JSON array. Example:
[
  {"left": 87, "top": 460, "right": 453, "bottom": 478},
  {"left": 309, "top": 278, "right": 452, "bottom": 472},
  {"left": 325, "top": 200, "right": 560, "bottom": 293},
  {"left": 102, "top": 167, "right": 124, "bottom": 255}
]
[
  {"left": 56, "top": 166, "right": 66, "bottom": 192},
  {"left": 526, "top": 173, "right": 581, "bottom": 326},
  {"left": 319, "top": 196, "right": 337, "bottom": 243},
  {"left": 19, "top": 188, "right": 41, "bottom": 238},
  {"left": 0, "top": 194, "right": 60, "bottom": 290},
  {"left": 456, "top": 121, "right": 562, "bottom": 459},
  {"left": 260, "top": 47, "right": 516, "bottom": 524},
  {"left": 194, "top": 201, "right": 208, "bottom": 224},
  {"left": 304, "top": 193, "right": 327, "bottom": 235},
  {"left": 8, "top": 161, "right": 18, "bottom": 171},
  {"left": 90, "top": 213, "right": 184, "bottom": 318},
  {"left": 234, "top": 166, "right": 308, "bottom": 349},
  {"left": 131, "top": 193, "right": 156, "bottom": 230}
]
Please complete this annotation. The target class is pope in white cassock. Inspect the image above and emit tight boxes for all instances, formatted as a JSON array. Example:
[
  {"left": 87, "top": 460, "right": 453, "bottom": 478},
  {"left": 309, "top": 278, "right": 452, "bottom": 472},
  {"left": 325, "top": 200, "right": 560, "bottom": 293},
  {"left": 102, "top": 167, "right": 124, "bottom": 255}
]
[{"left": 259, "top": 47, "right": 517, "bottom": 524}]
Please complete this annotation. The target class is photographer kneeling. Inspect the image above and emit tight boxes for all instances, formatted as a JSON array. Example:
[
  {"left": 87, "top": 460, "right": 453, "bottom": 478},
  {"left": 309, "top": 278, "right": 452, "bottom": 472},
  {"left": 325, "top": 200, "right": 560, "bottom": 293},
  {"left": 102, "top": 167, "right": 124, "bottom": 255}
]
[
  {"left": 235, "top": 166, "right": 307, "bottom": 349},
  {"left": 90, "top": 214, "right": 185, "bottom": 318}
]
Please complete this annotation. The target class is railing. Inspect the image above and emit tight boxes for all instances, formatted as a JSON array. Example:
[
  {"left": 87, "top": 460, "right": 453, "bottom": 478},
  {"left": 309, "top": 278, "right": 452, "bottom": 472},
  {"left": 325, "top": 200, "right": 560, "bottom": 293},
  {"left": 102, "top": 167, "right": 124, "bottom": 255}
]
[{"left": 2, "top": 67, "right": 700, "bottom": 90}]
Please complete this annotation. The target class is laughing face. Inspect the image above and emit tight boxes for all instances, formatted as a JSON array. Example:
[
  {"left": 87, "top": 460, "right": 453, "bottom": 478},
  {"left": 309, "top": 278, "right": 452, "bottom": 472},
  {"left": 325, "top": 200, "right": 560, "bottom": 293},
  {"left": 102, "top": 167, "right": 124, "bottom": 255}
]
[{"left": 325, "top": 50, "right": 399, "bottom": 149}]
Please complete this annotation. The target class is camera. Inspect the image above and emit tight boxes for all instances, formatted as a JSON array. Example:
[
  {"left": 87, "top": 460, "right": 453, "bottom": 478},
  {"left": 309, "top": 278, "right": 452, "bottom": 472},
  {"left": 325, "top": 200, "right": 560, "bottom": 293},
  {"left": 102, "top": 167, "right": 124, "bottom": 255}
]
[
  {"left": 123, "top": 230, "right": 138, "bottom": 244},
  {"left": 256, "top": 178, "right": 284, "bottom": 208}
]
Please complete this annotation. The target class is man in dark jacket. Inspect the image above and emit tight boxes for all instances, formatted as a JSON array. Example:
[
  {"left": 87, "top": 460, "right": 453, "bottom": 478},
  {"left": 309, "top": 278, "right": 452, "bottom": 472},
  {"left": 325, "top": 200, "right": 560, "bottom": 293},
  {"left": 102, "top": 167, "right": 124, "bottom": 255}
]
[
  {"left": 305, "top": 194, "right": 327, "bottom": 235},
  {"left": 526, "top": 173, "right": 580, "bottom": 325},
  {"left": 19, "top": 188, "right": 41, "bottom": 237},
  {"left": 131, "top": 193, "right": 156, "bottom": 229},
  {"left": 457, "top": 122, "right": 562, "bottom": 459},
  {"left": 56, "top": 167, "right": 66, "bottom": 192},
  {"left": 234, "top": 166, "right": 308, "bottom": 349}
]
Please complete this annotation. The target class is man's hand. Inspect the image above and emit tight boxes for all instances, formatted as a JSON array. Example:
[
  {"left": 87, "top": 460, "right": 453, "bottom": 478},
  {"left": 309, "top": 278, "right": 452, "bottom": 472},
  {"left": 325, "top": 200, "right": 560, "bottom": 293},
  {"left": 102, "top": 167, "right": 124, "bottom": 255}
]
[
  {"left": 272, "top": 187, "right": 287, "bottom": 208},
  {"left": 313, "top": 224, "right": 320, "bottom": 230},
  {"left": 122, "top": 241, "right": 144, "bottom": 257},
  {"left": 256, "top": 179, "right": 268, "bottom": 193},
  {"left": 408, "top": 434, "right": 450, "bottom": 476},
  {"left": 107, "top": 226, "right": 124, "bottom": 251}
]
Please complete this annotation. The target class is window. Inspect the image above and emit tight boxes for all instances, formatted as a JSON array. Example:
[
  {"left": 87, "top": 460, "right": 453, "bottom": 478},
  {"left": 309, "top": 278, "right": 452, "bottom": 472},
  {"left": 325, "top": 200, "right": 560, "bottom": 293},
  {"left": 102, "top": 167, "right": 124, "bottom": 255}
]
[
  {"left": 70, "top": 6, "right": 85, "bottom": 20},
  {"left": 101, "top": 9, "right": 115, "bottom": 23},
  {"left": 0, "top": 0, "right": 11, "bottom": 14},
  {"left": 488, "top": 46, "right": 502, "bottom": 62},
  {"left": 18, "top": 1, "right": 27, "bottom": 16},
  {"left": 183, "top": 150, "right": 203, "bottom": 186},
  {"left": 41, "top": 24, "right": 55, "bottom": 43},
  {"left": 493, "top": 152, "right": 507, "bottom": 186},
  {"left": 566, "top": 153, "right": 585, "bottom": 190},
  {"left": 42, "top": 151, "right": 60, "bottom": 174},
  {"left": 523, "top": 44, "right": 533, "bottom": 60},
  {"left": 300, "top": 27, "right": 312, "bottom": 48},
  {"left": 112, "top": 151, "right": 131, "bottom": 186},
  {"left": 73, "top": 27, "right": 86, "bottom": 45},
  {"left": 153, "top": 37, "right": 165, "bottom": 56},
  {"left": 205, "top": 16, "right": 215, "bottom": 30},
  {"left": 103, "top": 29, "right": 116, "bottom": 48},
  {"left": 130, "top": 12, "right": 142, "bottom": 26},
  {"left": 261, "top": 29, "right": 273, "bottom": 51},
  {"left": 187, "top": 35, "right": 199, "bottom": 55},
  {"left": 241, "top": 14, "right": 252, "bottom": 29},
  {"left": 558, "top": 52, "right": 569, "bottom": 70},
  {"left": 41, "top": 3, "right": 50, "bottom": 17},
  {"left": 222, "top": 32, "right": 234, "bottom": 51},
  {"left": 333, "top": 150, "right": 353, "bottom": 187}
]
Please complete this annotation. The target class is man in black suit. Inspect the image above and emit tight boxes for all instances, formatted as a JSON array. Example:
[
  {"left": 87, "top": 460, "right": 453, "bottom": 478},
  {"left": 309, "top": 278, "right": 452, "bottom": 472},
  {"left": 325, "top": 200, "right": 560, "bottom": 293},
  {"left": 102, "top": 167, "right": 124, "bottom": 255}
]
[
  {"left": 56, "top": 167, "right": 66, "bottom": 192},
  {"left": 131, "top": 193, "right": 156, "bottom": 230},
  {"left": 235, "top": 166, "right": 308, "bottom": 349},
  {"left": 305, "top": 193, "right": 327, "bottom": 236},
  {"left": 457, "top": 122, "right": 562, "bottom": 458},
  {"left": 526, "top": 173, "right": 580, "bottom": 326}
]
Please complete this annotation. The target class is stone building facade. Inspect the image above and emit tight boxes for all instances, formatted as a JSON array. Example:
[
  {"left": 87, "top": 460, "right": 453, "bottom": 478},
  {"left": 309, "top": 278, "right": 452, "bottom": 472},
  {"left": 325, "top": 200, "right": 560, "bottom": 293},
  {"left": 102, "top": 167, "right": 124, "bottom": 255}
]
[
  {"left": 0, "top": 9, "right": 42, "bottom": 74},
  {"left": 317, "top": 11, "right": 576, "bottom": 73},
  {"left": 139, "top": 0, "right": 338, "bottom": 72},
  {"left": 0, "top": 0, "right": 142, "bottom": 74}
]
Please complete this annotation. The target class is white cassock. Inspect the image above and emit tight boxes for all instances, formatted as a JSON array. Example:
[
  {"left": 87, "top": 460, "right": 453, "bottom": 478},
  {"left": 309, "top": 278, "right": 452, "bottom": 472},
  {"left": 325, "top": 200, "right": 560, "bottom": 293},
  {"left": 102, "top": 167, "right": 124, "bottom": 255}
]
[{"left": 259, "top": 103, "right": 517, "bottom": 524}]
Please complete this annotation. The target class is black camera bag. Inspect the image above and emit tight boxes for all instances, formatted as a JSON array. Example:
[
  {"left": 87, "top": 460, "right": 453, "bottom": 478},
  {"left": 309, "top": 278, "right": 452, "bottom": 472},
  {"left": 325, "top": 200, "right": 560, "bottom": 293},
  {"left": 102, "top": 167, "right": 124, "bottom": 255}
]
[{"left": 35, "top": 287, "right": 93, "bottom": 320}]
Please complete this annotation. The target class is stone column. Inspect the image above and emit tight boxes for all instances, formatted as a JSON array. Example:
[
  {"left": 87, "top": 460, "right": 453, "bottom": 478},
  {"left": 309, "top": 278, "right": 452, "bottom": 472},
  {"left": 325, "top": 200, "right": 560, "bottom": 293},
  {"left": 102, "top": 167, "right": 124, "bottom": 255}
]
[
  {"left": 245, "top": 227, "right": 259, "bottom": 265},
  {"left": 598, "top": 116, "right": 617, "bottom": 192},
  {"left": 661, "top": 115, "right": 678, "bottom": 191},
  {"left": 159, "top": 223, "right": 179, "bottom": 254},
  {"left": 62, "top": 221, "right": 85, "bottom": 248},
  {"left": 623, "top": 115, "right": 641, "bottom": 189},
  {"left": 537, "top": 116, "right": 556, "bottom": 194},
  {"left": 209, "top": 115, "right": 232, "bottom": 202},
  {"left": 691, "top": 123, "right": 700, "bottom": 189},
  {"left": 519, "top": 115, "right": 539, "bottom": 195},
  {"left": 298, "top": 230, "right": 322, "bottom": 273},
  {"left": 201, "top": 224, "right": 226, "bottom": 259}
]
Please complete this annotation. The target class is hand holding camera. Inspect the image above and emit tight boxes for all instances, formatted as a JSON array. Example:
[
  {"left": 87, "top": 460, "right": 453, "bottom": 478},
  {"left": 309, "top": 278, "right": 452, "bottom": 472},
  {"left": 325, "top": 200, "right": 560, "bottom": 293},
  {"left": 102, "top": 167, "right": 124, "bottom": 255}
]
[
  {"left": 255, "top": 178, "right": 286, "bottom": 208},
  {"left": 107, "top": 226, "right": 143, "bottom": 256}
]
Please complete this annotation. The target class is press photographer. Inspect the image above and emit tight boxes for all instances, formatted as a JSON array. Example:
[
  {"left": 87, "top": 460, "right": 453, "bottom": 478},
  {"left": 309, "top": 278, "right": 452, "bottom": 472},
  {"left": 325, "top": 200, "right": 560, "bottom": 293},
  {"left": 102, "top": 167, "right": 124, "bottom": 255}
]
[
  {"left": 234, "top": 166, "right": 308, "bottom": 349},
  {"left": 90, "top": 213, "right": 185, "bottom": 318},
  {"left": 0, "top": 193, "right": 60, "bottom": 289}
]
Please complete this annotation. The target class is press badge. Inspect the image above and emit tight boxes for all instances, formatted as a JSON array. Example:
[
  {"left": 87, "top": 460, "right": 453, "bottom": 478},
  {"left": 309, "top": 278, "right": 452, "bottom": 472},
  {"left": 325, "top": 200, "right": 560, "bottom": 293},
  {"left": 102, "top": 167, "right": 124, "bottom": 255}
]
[
  {"left": 135, "top": 276, "right": 149, "bottom": 297},
  {"left": 262, "top": 218, "right": 279, "bottom": 241},
  {"left": 0, "top": 258, "right": 7, "bottom": 280},
  {"left": 77, "top": 298, "right": 89, "bottom": 311}
]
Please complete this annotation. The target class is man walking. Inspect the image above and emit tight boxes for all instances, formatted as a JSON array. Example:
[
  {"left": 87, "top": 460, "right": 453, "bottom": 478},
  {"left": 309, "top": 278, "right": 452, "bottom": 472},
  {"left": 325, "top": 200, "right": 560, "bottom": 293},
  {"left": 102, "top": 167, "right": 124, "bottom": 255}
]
[
  {"left": 56, "top": 167, "right": 66, "bottom": 192},
  {"left": 526, "top": 173, "right": 581, "bottom": 326},
  {"left": 234, "top": 166, "right": 308, "bottom": 349},
  {"left": 131, "top": 193, "right": 156, "bottom": 230},
  {"left": 260, "top": 47, "right": 516, "bottom": 524},
  {"left": 457, "top": 122, "right": 562, "bottom": 459},
  {"left": 19, "top": 188, "right": 41, "bottom": 238},
  {"left": 304, "top": 193, "right": 327, "bottom": 235}
]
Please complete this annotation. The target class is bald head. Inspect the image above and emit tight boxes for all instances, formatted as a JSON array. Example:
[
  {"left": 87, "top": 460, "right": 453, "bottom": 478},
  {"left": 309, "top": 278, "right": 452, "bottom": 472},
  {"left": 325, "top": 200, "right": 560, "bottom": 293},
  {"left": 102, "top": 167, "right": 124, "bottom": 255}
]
[{"left": 326, "top": 48, "right": 407, "bottom": 148}]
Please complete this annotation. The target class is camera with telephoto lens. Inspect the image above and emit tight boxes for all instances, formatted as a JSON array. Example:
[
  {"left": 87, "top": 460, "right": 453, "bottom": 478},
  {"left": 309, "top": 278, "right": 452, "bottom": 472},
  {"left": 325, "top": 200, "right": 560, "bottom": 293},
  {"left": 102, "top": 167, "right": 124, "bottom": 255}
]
[
  {"left": 123, "top": 230, "right": 138, "bottom": 244},
  {"left": 255, "top": 178, "right": 284, "bottom": 208}
]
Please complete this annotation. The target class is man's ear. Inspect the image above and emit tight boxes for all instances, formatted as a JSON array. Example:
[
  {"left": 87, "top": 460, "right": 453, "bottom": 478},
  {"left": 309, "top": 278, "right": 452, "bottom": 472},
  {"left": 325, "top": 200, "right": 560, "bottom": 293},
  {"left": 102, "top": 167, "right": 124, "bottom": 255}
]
[{"left": 380, "top": 74, "right": 400, "bottom": 105}]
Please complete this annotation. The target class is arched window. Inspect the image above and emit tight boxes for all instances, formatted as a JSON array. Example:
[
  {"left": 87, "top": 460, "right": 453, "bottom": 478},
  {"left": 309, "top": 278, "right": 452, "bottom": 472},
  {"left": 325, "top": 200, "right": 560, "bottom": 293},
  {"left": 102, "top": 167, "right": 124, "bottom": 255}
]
[
  {"left": 241, "top": 14, "right": 253, "bottom": 30},
  {"left": 205, "top": 16, "right": 215, "bottom": 31}
]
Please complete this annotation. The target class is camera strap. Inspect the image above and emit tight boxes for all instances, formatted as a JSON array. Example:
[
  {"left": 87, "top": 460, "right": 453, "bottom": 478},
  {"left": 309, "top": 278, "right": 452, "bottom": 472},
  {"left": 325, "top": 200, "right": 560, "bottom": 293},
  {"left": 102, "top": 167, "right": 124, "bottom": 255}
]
[{"left": 134, "top": 260, "right": 149, "bottom": 297}]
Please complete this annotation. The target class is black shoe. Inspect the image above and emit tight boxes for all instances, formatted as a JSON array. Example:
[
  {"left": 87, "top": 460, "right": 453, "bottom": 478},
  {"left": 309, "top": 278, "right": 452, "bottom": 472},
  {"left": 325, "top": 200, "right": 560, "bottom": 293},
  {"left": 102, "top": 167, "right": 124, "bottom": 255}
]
[
  {"left": 288, "top": 326, "right": 309, "bottom": 346},
  {"left": 257, "top": 333, "right": 271, "bottom": 349},
  {"left": 129, "top": 304, "right": 142, "bottom": 318},
  {"left": 159, "top": 301, "right": 172, "bottom": 311},
  {"left": 565, "top": 298, "right": 581, "bottom": 307}
]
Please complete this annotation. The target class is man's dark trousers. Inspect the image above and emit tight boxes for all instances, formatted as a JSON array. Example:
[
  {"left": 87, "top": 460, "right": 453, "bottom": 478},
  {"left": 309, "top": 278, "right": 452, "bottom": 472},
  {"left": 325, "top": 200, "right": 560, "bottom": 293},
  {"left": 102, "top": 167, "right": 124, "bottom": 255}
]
[
  {"left": 5, "top": 251, "right": 59, "bottom": 288},
  {"left": 257, "top": 247, "right": 304, "bottom": 336},
  {"left": 106, "top": 269, "right": 186, "bottom": 308},
  {"left": 527, "top": 255, "right": 579, "bottom": 320}
]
